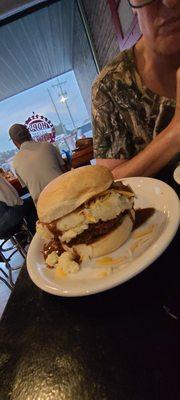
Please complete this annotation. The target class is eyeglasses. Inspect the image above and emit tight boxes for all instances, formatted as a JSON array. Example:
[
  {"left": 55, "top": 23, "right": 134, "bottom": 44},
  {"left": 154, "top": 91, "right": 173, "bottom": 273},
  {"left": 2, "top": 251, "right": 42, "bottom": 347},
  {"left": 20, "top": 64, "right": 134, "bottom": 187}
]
[{"left": 128, "top": 0, "right": 155, "bottom": 8}]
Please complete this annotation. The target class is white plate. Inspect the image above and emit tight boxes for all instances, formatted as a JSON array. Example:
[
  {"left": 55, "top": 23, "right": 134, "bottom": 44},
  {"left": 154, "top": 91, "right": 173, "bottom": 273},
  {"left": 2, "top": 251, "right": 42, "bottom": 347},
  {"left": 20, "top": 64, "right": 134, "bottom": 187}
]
[
  {"left": 27, "top": 177, "right": 180, "bottom": 297},
  {"left": 174, "top": 165, "right": 180, "bottom": 184}
]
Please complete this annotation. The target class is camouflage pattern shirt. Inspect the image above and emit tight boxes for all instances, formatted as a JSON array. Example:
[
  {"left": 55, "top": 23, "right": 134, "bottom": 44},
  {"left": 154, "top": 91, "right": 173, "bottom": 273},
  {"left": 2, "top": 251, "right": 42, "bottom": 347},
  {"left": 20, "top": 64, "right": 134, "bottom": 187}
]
[{"left": 92, "top": 48, "right": 175, "bottom": 159}]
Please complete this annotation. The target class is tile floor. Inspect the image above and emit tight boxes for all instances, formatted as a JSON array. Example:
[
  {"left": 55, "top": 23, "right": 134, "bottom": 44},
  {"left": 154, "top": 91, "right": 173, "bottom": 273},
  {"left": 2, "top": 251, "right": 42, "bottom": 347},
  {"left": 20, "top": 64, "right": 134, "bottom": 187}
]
[{"left": 0, "top": 241, "right": 24, "bottom": 319}]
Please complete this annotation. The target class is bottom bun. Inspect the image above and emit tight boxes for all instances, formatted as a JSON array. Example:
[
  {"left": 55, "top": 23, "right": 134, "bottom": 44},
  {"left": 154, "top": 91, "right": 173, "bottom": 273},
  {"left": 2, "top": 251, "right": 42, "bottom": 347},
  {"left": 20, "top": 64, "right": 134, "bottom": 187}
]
[{"left": 64, "top": 212, "right": 134, "bottom": 261}]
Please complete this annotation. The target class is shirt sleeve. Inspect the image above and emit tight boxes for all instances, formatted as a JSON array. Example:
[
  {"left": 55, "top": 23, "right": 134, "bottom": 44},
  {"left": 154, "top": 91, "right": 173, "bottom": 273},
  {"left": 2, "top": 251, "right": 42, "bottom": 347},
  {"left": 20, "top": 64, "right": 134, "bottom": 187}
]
[{"left": 92, "top": 82, "right": 135, "bottom": 160}]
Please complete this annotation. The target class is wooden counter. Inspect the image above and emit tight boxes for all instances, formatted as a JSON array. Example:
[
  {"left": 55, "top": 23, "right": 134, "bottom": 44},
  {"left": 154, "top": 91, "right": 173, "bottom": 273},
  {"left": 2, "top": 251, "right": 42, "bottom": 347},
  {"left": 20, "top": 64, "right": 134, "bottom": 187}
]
[
  {"left": 71, "top": 145, "right": 94, "bottom": 168},
  {"left": 8, "top": 177, "right": 23, "bottom": 195}
]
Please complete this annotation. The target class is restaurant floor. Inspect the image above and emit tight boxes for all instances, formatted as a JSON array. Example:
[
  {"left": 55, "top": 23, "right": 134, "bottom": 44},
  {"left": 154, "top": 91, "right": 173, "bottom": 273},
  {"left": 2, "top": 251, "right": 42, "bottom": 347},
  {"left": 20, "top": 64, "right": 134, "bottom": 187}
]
[{"left": 0, "top": 241, "right": 23, "bottom": 318}]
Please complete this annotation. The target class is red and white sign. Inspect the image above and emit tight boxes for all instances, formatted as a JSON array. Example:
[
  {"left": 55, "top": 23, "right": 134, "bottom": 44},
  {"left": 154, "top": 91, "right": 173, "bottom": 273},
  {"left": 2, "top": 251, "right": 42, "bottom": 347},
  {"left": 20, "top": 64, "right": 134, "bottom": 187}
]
[{"left": 25, "top": 113, "right": 56, "bottom": 143}]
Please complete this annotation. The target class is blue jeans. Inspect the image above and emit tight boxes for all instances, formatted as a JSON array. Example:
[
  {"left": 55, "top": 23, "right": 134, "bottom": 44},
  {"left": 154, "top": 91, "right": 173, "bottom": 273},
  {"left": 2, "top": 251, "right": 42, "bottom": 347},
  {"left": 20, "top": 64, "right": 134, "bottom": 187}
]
[{"left": 0, "top": 198, "right": 37, "bottom": 236}]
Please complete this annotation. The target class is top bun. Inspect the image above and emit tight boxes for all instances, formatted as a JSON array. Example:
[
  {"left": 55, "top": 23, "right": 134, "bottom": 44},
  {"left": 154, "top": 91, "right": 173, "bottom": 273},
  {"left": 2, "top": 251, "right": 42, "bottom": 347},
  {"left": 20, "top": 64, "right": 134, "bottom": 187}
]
[{"left": 37, "top": 165, "right": 113, "bottom": 223}]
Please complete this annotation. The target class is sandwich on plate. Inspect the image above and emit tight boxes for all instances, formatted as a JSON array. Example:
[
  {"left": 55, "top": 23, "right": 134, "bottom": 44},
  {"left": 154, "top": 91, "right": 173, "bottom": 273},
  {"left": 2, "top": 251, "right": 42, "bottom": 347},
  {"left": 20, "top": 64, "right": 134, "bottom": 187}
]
[{"left": 36, "top": 165, "right": 135, "bottom": 274}]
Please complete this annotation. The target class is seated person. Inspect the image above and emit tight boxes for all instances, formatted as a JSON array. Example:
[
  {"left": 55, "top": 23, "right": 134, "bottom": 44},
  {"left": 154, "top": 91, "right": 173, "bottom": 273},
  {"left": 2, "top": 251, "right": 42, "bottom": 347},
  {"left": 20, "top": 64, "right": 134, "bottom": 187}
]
[
  {"left": 92, "top": 0, "right": 180, "bottom": 179},
  {"left": 9, "top": 124, "right": 67, "bottom": 204},
  {"left": 0, "top": 177, "right": 37, "bottom": 235}
]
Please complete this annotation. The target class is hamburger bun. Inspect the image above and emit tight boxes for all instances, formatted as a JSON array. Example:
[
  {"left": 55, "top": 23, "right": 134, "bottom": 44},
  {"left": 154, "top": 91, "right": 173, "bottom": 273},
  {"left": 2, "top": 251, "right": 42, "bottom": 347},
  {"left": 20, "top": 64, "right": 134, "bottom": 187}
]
[{"left": 37, "top": 165, "right": 113, "bottom": 223}]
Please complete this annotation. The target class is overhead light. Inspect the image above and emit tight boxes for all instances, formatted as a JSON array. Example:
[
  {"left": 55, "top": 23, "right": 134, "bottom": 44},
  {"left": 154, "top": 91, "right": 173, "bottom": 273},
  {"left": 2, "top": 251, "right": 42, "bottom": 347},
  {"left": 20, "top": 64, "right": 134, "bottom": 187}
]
[{"left": 59, "top": 95, "right": 67, "bottom": 103}]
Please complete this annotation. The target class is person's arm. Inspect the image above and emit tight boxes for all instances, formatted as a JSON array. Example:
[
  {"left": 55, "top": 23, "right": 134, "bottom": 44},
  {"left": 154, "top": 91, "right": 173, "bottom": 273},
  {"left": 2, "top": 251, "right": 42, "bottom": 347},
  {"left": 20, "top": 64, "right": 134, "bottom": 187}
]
[
  {"left": 53, "top": 145, "right": 67, "bottom": 172},
  {"left": 96, "top": 158, "right": 126, "bottom": 171},
  {"left": 94, "top": 69, "right": 180, "bottom": 179},
  {"left": 97, "top": 124, "right": 179, "bottom": 179}
]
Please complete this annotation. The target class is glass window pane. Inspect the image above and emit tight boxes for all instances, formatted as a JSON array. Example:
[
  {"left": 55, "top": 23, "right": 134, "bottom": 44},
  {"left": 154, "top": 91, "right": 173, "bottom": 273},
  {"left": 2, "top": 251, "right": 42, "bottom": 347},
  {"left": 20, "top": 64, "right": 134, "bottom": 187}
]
[{"left": 0, "top": 0, "right": 98, "bottom": 172}]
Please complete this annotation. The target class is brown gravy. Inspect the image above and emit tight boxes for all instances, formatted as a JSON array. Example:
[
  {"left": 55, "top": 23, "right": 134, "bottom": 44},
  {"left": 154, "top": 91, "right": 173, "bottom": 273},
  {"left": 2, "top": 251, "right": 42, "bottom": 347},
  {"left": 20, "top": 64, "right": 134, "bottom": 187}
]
[
  {"left": 133, "top": 208, "right": 155, "bottom": 230},
  {"left": 111, "top": 181, "right": 134, "bottom": 193},
  {"left": 45, "top": 221, "right": 62, "bottom": 237},
  {"left": 44, "top": 239, "right": 63, "bottom": 258}
]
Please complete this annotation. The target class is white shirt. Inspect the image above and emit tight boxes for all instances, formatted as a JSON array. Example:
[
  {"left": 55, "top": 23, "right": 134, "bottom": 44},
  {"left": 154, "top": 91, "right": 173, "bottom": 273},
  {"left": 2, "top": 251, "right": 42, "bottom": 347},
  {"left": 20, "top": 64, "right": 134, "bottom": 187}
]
[
  {"left": 0, "top": 177, "right": 23, "bottom": 206},
  {"left": 13, "top": 141, "right": 65, "bottom": 204}
]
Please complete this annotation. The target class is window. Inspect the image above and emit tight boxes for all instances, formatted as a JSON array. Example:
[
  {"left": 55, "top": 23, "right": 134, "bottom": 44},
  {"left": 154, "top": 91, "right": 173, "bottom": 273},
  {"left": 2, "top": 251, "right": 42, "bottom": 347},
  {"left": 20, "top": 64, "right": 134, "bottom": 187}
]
[{"left": 0, "top": 0, "right": 98, "bottom": 171}]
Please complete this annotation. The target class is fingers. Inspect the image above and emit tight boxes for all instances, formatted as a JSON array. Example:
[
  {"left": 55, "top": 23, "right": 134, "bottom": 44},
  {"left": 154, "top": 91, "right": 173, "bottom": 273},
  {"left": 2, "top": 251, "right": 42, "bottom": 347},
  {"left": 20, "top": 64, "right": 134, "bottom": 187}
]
[{"left": 176, "top": 68, "right": 180, "bottom": 109}]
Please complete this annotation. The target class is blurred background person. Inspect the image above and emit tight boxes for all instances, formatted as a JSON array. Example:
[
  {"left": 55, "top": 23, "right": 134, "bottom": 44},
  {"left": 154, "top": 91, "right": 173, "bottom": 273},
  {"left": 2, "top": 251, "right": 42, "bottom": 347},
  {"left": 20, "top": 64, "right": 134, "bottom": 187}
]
[
  {"left": 0, "top": 176, "right": 37, "bottom": 235},
  {"left": 9, "top": 124, "right": 67, "bottom": 205}
]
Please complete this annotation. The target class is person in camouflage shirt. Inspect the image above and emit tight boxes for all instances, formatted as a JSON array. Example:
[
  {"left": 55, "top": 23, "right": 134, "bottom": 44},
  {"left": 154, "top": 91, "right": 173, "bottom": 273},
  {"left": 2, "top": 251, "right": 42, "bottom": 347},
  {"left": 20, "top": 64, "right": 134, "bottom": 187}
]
[
  {"left": 92, "top": 0, "right": 180, "bottom": 179},
  {"left": 93, "top": 48, "right": 175, "bottom": 159}
]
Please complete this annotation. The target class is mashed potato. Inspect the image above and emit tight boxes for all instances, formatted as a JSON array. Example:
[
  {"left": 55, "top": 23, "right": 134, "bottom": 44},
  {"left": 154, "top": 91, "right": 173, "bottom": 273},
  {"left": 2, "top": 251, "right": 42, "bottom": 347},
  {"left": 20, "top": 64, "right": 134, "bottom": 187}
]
[
  {"left": 45, "top": 251, "right": 59, "bottom": 267},
  {"left": 36, "top": 221, "right": 53, "bottom": 241},
  {"left": 56, "top": 252, "right": 79, "bottom": 274},
  {"left": 59, "top": 190, "right": 134, "bottom": 243},
  {"left": 45, "top": 250, "right": 80, "bottom": 274}
]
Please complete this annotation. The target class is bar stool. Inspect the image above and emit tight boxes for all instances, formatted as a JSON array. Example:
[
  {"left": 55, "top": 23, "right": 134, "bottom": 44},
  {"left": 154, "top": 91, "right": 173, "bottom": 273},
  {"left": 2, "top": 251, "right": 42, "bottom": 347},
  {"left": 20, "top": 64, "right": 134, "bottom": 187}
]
[
  {"left": 0, "top": 221, "right": 33, "bottom": 289},
  {"left": 0, "top": 261, "right": 13, "bottom": 290}
]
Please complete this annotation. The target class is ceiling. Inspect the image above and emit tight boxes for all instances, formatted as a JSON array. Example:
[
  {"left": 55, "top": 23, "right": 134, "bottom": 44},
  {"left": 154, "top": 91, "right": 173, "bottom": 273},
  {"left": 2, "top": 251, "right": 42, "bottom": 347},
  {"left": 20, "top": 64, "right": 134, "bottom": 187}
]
[
  {"left": 0, "top": 0, "right": 46, "bottom": 20},
  {"left": 0, "top": 0, "right": 74, "bottom": 101}
]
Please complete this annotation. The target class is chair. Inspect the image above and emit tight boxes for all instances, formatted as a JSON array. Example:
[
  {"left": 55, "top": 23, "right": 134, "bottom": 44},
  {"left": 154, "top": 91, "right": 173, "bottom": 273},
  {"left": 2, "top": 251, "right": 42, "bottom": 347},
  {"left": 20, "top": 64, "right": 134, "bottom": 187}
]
[
  {"left": 0, "top": 264, "right": 13, "bottom": 290},
  {"left": 0, "top": 222, "right": 33, "bottom": 289}
]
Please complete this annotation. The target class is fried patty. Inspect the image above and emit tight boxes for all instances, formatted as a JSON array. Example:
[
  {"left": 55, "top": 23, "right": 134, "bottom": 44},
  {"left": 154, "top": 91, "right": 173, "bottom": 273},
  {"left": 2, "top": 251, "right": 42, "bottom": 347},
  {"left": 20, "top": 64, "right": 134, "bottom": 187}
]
[{"left": 68, "top": 211, "right": 128, "bottom": 246}]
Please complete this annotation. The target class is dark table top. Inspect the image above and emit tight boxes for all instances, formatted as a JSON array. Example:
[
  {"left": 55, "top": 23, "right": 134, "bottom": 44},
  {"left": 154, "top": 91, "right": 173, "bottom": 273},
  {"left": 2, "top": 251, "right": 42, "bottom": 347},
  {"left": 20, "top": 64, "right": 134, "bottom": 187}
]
[
  {"left": 0, "top": 233, "right": 179, "bottom": 399},
  {"left": 0, "top": 172, "right": 179, "bottom": 400}
]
